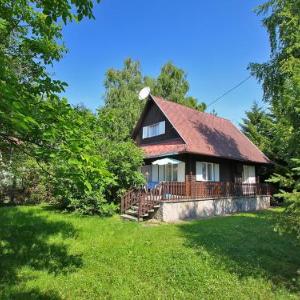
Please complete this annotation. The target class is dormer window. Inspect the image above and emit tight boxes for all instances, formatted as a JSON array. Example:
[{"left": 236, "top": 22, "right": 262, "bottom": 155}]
[{"left": 142, "top": 121, "right": 165, "bottom": 139}]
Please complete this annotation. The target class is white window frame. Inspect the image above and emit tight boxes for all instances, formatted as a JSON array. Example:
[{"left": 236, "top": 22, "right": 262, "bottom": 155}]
[
  {"left": 142, "top": 121, "right": 165, "bottom": 139},
  {"left": 196, "top": 162, "right": 220, "bottom": 182}
]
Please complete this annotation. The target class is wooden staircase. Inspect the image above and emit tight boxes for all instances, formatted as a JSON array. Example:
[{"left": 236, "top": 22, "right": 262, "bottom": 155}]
[
  {"left": 120, "top": 187, "right": 161, "bottom": 222},
  {"left": 121, "top": 204, "right": 160, "bottom": 221}
]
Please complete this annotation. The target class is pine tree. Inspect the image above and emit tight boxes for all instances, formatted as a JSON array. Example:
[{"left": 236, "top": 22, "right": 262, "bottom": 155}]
[{"left": 240, "top": 102, "right": 274, "bottom": 159}]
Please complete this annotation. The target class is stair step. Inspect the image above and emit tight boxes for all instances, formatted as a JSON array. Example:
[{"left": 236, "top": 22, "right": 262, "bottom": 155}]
[
  {"left": 126, "top": 209, "right": 138, "bottom": 215},
  {"left": 121, "top": 214, "right": 140, "bottom": 222},
  {"left": 122, "top": 203, "right": 160, "bottom": 221}
]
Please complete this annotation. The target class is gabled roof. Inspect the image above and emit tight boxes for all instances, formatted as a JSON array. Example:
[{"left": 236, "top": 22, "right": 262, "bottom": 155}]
[{"left": 136, "top": 95, "right": 271, "bottom": 164}]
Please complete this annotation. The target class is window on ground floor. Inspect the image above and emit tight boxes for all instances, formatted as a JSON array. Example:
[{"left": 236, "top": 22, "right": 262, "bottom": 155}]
[
  {"left": 242, "top": 165, "right": 256, "bottom": 183},
  {"left": 151, "top": 163, "right": 180, "bottom": 182},
  {"left": 196, "top": 162, "right": 220, "bottom": 182}
]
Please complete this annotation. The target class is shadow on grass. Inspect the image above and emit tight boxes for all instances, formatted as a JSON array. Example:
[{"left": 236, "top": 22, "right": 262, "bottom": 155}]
[
  {"left": 178, "top": 210, "right": 300, "bottom": 292},
  {"left": 0, "top": 206, "right": 82, "bottom": 299},
  {"left": 6, "top": 288, "right": 61, "bottom": 300}
]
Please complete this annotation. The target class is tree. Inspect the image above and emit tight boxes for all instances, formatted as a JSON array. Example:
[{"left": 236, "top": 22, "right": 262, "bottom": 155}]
[
  {"left": 249, "top": 0, "right": 300, "bottom": 237},
  {"left": 249, "top": 0, "right": 300, "bottom": 163},
  {"left": 271, "top": 159, "right": 300, "bottom": 239},
  {"left": 240, "top": 102, "right": 274, "bottom": 159},
  {"left": 0, "top": 0, "right": 100, "bottom": 154},
  {"left": 153, "top": 62, "right": 207, "bottom": 111},
  {"left": 0, "top": 0, "right": 134, "bottom": 215},
  {"left": 0, "top": 2, "right": 146, "bottom": 215},
  {"left": 100, "top": 58, "right": 145, "bottom": 140}
]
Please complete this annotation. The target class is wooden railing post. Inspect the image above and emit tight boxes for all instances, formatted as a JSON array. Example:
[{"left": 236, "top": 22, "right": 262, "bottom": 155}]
[
  {"left": 185, "top": 175, "right": 191, "bottom": 197},
  {"left": 185, "top": 173, "right": 196, "bottom": 198}
]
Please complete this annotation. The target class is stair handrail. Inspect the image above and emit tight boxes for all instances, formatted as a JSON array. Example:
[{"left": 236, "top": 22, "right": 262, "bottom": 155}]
[{"left": 121, "top": 185, "right": 144, "bottom": 213}]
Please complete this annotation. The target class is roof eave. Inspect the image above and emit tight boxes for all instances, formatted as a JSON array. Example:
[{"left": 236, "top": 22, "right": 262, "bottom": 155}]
[{"left": 144, "top": 148, "right": 272, "bottom": 164}]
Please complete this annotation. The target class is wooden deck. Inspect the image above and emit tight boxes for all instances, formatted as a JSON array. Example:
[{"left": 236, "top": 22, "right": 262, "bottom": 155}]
[{"left": 121, "top": 178, "right": 273, "bottom": 221}]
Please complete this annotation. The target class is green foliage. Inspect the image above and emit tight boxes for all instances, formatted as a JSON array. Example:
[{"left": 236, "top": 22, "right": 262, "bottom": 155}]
[
  {"left": 1, "top": 206, "right": 299, "bottom": 298},
  {"left": 0, "top": 0, "right": 141, "bottom": 215},
  {"left": 100, "top": 141, "right": 145, "bottom": 201},
  {"left": 0, "top": 148, "right": 52, "bottom": 204},
  {"left": 100, "top": 58, "right": 208, "bottom": 141},
  {"left": 38, "top": 100, "right": 118, "bottom": 215},
  {"left": 240, "top": 102, "right": 275, "bottom": 159},
  {"left": 249, "top": 0, "right": 300, "bottom": 162},
  {"left": 0, "top": 0, "right": 99, "bottom": 149},
  {"left": 249, "top": 0, "right": 300, "bottom": 236},
  {"left": 269, "top": 159, "right": 300, "bottom": 238},
  {"left": 102, "top": 58, "right": 145, "bottom": 140},
  {"left": 153, "top": 62, "right": 207, "bottom": 111}
]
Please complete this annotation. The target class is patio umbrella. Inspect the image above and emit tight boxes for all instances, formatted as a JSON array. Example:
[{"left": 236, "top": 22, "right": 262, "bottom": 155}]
[{"left": 152, "top": 158, "right": 182, "bottom": 165}]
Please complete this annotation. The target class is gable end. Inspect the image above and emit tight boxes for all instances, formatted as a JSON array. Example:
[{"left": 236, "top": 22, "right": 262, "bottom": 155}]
[{"left": 132, "top": 96, "right": 184, "bottom": 146}]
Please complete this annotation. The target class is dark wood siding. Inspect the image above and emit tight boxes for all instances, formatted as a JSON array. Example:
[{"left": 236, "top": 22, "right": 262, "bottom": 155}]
[
  {"left": 144, "top": 153, "right": 264, "bottom": 183},
  {"left": 183, "top": 154, "right": 236, "bottom": 182},
  {"left": 135, "top": 101, "right": 180, "bottom": 145}
]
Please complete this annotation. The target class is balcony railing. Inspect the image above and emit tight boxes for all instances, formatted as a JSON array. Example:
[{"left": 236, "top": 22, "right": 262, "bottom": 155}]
[
  {"left": 159, "top": 181, "right": 272, "bottom": 200},
  {"left": 121, "top": 180, "right": 273, "bottom": 219}
]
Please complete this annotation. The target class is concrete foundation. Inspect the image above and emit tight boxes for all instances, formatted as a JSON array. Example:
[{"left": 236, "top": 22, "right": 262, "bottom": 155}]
[{"left": 155, "top": 196, "right": 270, "bottom": 222}]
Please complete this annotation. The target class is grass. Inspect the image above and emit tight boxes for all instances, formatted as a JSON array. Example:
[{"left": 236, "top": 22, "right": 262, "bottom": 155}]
[{"left": 0, "top": 206, "right": 299, "bottom": 299}]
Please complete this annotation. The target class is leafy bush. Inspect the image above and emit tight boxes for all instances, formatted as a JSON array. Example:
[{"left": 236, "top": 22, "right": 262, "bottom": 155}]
[
  {"left": 68, "top": 192, "right": 117, "bottom": 216},
  {"left": 100, "top": 140, "right": 145, "bottom": 203},
  {"left": 0, "top": 152, "right": 52, "bottom": 205}
]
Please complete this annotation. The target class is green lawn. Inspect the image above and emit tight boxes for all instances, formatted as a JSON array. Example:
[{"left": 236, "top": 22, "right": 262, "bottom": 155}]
[{"left": 0, "top": 206, "right": 299, "bottom": 299}]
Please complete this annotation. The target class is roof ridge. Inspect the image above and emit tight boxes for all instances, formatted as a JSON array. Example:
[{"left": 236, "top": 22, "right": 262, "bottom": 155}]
[{"left": 152, "top": 95, "right": 231, "bottom": 123}]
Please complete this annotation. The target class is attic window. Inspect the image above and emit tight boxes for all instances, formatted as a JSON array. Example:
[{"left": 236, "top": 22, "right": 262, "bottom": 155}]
[{"left": 142, "top": 121, "right": 165, "bottom": 139}]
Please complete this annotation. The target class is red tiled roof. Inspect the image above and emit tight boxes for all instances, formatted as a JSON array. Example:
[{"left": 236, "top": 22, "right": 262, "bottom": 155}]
[
  {"left": 142, "top": 95, "right": 270, "bottom": 164},
  {"left": 140, "top": 138, "right": 186, "bottom": 158}
]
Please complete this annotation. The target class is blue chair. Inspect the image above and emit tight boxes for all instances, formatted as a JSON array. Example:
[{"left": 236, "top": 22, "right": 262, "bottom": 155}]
[{"left": 146, "top": 181, "right": 159, "bottom": 190}]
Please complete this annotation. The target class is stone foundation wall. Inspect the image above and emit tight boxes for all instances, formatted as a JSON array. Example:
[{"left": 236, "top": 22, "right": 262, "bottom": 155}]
[{"left": 155, "top": 196, "right": 270, "bottom": 222}]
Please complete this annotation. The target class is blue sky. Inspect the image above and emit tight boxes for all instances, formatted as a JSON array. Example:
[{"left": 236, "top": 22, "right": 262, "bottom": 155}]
[{"left": 51, "top": 0, "right": 270, "bottom": 125}]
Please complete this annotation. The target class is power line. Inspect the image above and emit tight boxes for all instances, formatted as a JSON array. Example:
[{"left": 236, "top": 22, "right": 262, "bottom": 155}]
[{"left": 207, "top": 75, "right": 252, "bottom": 108}]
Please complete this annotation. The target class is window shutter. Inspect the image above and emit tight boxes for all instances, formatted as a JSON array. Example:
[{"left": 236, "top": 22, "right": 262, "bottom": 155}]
[
  {"left": 152, "top": 164, "right": 158, "bottom": 182},
  {"left": 159, "top": 121, "right": 165, "bottom": 135},
  {"left": 214, "top": 163, "right": 220, "bottom": 182},
  {"left": 242, "top": 165, "right": 248, "bottom": 183},
  {"left": 142, "top": 126, "right": 147, "bottom": 139},
  {"left": 248, "top": 166, "right": 256, "bottom": 183},
  {"left": 158, "top": 165, "right": 165, "bottom": 182},
  {"left": 196, "top": 162, "right": 203, "bottom": 181},
  {"left": 177, "top": 162, "right": 185, "bottom": 182}
]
